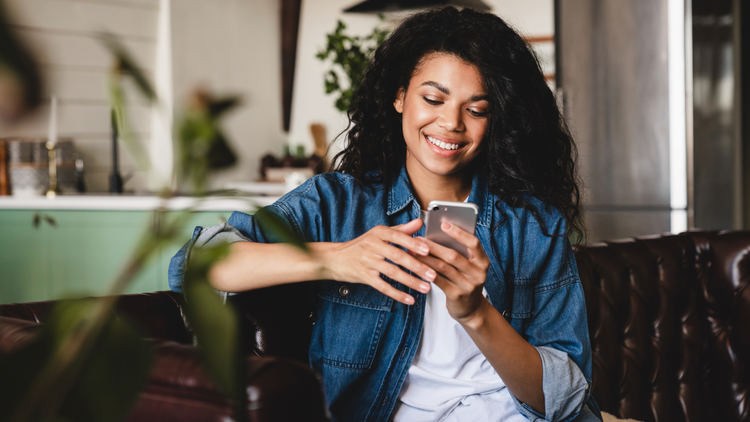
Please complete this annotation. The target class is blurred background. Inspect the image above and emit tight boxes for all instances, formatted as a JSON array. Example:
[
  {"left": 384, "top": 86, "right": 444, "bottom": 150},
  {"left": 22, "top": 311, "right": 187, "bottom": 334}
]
[{"left": 0, "top": 0, "right": 747, "bottom": 303}]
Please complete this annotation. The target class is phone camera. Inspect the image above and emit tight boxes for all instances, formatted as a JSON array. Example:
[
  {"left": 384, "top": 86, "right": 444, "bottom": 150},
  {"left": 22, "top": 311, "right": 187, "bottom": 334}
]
[{"left": 432, "top": 206, "right": 439, "bottom": 211}]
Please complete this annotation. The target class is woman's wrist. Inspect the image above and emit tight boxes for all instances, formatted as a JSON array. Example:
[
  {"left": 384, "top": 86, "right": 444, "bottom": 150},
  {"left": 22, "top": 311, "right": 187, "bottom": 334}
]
[
  {"left": 456, "top": 297, "right": 496, "bottom": 331},
  {"left": 308, "top": 242, "right": 342, "bottom": 280}
]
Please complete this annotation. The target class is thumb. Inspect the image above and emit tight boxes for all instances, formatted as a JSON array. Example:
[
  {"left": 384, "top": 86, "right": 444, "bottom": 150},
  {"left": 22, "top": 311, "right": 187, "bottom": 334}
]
[{"left": 392, "top": 218, "right": 423, "bottom": 235}]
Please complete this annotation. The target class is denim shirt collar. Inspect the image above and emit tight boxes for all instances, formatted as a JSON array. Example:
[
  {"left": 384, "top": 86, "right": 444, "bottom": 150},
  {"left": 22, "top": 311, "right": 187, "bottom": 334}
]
[{"left": 386, "top": 165, "right": 493, "bottom": 228}]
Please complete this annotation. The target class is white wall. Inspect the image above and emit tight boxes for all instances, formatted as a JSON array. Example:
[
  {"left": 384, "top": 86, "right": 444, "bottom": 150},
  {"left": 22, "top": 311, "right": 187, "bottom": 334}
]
[
  {"left": 1, "top": 0, "right": 159, "bottom": 192},
  {"left": 288, "top": 0, "right": 554, "bottom": 159},
  {"left": 170, "top": 0, "right": 286, "bottom": 189}
]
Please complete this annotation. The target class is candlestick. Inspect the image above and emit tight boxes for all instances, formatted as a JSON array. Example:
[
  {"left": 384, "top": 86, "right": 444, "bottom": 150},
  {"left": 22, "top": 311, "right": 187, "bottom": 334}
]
[{"left": 48, "top": 96, "right": 57, "bottom": 146}]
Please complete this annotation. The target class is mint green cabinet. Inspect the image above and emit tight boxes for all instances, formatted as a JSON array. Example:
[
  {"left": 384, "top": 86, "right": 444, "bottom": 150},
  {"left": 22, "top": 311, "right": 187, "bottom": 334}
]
[{"left": 0, "top": 210, "right": 233, "bottom": 304}]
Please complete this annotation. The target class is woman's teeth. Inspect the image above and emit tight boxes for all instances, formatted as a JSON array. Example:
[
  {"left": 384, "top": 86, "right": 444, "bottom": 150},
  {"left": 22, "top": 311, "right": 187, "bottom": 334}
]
[{"left": 427, "top": 135, "right": 460, "bottom": 151}]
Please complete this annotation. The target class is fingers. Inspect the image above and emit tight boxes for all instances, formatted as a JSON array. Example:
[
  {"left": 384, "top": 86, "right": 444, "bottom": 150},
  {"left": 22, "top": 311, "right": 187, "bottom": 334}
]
[
  {"left": 392, "top": 218, "right": 423, "bottom": 236},
  {"left": 373, "top": 224, "right": 430, "bottom": 256},
  {"left": 412, "top": 253, "right": 460, "bottom": 287},
  {"left": 363, "top": 269, "right": 418, "bottom": 305},
  {"left": 421, "top": 222, "right": 489, "bottom": 271},
  {"left": 440, "top": 222, "right": 481, "bottom": 253},
  {"left": 372, "top": 258, "right": 432, "bottom": 293}
]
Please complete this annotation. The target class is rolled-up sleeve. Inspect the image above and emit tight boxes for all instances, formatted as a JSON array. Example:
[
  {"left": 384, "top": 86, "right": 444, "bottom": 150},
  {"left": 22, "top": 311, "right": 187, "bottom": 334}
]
[
  {"left": 167, "top": 221, "right": 251, "bottom": 293},
  {"left": 509, "top": 344, "right": 591, "bottom": 422},
  {"left": 166, "top": 188, "right": 314, "bottom": 294}
]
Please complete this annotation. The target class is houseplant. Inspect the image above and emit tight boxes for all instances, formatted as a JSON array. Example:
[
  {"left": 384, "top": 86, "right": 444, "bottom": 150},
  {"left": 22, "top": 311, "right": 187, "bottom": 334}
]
[{"left": 316, "top": 18, "right": 389, "bottom": 113}]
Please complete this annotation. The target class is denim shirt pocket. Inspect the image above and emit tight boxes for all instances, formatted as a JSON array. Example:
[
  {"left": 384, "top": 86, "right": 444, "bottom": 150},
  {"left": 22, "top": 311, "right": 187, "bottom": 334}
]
[
  {"left": 311, "top": 281, "right": 393, "bottom": 370},
  {"left": 510, "top": 278, "right": 535, "bottom": 320}
]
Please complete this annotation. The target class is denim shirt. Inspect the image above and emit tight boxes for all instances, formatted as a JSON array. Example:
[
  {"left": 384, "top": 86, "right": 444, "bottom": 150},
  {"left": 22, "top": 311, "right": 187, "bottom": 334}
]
[{"left": 168, "top": 166, "right": 602, "bottom": 422}]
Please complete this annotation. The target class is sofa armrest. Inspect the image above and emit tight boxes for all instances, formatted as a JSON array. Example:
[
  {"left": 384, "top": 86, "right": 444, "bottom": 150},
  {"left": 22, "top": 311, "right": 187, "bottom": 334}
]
[
  {"left": 0, "top": 316, "right": 328, "bottom": 422},
  {"left": 128, "top": 339, "right": 329, "bottom": 422}
]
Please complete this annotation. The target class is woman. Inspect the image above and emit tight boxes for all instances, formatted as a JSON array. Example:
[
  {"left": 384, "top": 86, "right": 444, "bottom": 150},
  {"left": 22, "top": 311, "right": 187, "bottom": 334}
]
[{"left": 169, "top": 7, "right": 601, "bottom": 422}]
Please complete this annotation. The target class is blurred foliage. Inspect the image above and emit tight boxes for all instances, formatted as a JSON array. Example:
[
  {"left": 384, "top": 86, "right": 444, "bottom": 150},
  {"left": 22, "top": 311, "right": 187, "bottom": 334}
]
[
  {"left": 100, "top": 32, "right": 153, "bottom": 174},
  {"left": 0, "top": 2, "right": 42, "bottom": 125},
  {"left": 177, "top": 90, "right": 239, "bottom": 193},
  {"left": 32, "top": 211, "right": 57, "bottom": 228},
  {"left": 99, "top": 32, "right": 156, "bottom": 102},
  {"left": 316, "top": 18, "right": 389, "bottom": 113},
  {"left": 255, "top": 207, "right": 309, "bottom": 252},
  {"left": 0, "top": 20, "right": 306, "bottom": 422},
  {"left": 183, "top": 244, "right": 240, "bottom": 400},
  {"left": 1, "top": 299, "right": 152, "bottom": 422}
]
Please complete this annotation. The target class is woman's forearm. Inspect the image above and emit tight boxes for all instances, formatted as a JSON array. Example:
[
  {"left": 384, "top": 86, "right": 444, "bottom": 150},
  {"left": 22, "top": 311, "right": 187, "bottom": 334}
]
[
  {"left": 459, "top": 300, "right": 545, "bottom": 415},
  {"left": 208, "top": 241, "right": 337, "bottom": 292}
]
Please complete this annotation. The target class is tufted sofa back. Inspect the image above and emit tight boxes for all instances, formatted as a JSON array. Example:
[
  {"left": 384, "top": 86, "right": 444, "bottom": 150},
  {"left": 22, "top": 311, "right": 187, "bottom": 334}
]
[{"left": 574, "top": 231, "right": 750, "bottom": 422}]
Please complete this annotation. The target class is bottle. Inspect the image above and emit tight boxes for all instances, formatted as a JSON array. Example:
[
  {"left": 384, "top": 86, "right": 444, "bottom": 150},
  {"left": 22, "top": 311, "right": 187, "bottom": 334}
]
[{"left": 74, "top": 156, "right": 86, "bottom": 193}]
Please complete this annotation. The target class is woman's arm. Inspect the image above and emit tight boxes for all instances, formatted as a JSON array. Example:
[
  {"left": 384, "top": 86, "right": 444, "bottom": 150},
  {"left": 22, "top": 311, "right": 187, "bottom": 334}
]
[{"left": 208, "top": 218, "right": 437, "bottom": 305}]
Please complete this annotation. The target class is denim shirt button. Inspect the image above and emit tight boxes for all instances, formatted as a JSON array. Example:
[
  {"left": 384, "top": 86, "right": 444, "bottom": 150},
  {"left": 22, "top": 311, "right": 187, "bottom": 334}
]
[{"left": 338, "top": 285, "right": 351, "bottom": 297}]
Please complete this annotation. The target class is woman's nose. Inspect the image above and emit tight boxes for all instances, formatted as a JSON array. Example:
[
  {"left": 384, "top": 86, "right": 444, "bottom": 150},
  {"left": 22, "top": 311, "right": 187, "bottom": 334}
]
[{"left": 437, "top": 106, "right": 464, "bottom": 132}]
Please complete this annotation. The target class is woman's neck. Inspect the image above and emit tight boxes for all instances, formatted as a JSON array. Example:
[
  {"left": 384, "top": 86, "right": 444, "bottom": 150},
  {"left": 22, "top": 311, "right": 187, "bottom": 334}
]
[{"left": 406, "top": 162, "right": 473, "bottom": 210}]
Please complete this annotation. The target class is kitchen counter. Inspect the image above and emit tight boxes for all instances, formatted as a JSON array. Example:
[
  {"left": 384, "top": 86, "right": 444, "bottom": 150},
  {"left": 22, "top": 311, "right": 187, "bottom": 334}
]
[{"left": 0, "top": 194, "right": 280, "bottom": 211}]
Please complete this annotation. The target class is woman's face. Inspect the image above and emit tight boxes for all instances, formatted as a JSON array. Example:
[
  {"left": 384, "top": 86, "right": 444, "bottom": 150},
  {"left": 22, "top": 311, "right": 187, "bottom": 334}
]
[{"left": 394, "top": 53, "right": 489, "bottom": 182}]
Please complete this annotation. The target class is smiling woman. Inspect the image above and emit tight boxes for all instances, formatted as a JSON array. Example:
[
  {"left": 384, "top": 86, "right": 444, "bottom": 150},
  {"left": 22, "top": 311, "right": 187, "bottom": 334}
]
[{"left": 169, "top": 7, "right": 599, "bottom": 422}]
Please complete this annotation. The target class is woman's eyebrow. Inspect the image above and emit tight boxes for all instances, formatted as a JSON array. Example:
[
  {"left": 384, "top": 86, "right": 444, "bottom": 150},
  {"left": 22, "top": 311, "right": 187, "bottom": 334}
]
[
  {"left": 421, "top": 81, "right": 449, "bottom": 94},
  {"left": 420, "top": 81, "right": 488, "bottom": 102}
]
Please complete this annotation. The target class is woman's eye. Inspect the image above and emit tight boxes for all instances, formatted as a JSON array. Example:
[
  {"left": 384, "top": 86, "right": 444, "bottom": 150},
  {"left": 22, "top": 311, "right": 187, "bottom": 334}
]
[
  {"left": 423, "top": 96, "right": 442, "bottom": 105},
  {"left": 468, "top": 109, "right": 489, "bottom": 118}
]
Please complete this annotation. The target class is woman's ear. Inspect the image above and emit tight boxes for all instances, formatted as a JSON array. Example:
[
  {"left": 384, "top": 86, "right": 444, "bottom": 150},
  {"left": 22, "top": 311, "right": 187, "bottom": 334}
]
[{"left": 393, "top": 88, "right": 405, "bottom": 113}]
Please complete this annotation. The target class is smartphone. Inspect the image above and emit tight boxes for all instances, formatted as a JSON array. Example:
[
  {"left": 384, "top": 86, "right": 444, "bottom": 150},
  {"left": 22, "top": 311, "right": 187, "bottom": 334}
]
[{"left": 424, "top": 200, "right": 479, "bottom": 258}]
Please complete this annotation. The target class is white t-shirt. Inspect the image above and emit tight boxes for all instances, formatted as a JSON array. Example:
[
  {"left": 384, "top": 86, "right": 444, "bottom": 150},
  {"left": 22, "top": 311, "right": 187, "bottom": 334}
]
[{"left": 390, "top": 210, "right": 525, "bottom": 422}]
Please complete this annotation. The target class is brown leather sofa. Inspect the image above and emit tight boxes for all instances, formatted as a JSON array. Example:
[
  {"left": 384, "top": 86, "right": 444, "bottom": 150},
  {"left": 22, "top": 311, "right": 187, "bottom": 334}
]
[{"left": 1, "top": 230, "right": 749, "bottom": 422}]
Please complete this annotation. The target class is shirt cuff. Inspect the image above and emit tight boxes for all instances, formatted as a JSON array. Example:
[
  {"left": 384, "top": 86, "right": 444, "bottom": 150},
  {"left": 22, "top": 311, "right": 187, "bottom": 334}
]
[{"left": 510, "top": 346, "right": 590, "bottom": 422}]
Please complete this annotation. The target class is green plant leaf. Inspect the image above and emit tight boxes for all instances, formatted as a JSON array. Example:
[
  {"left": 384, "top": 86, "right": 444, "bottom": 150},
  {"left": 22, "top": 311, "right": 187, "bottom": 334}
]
[
  {"left": 0, "top": 299, "right": 153, "bottom": 422},
  {"left": 0, "top": 323, "right": 53, "bottom": 421},
  {"left": 207, "top": 96, "right": 241, "bottom": 118},
  {"left": 315, "top": 18, "right": 389, "bottom": 113},
  {"left": 254, "top": 207, "right": 308, "bottom": 252},
  {"left": 98, "top": 32, "right": 156, "bottom": 101},
  {"left": 183, "top": 244, "right": 240, "bottom": 400},
  {"left": 56, "top": 302, "right": 153, "bottom": 422},
  {"left": 0, "top": 2, "right": 42, "bottom": 123}
]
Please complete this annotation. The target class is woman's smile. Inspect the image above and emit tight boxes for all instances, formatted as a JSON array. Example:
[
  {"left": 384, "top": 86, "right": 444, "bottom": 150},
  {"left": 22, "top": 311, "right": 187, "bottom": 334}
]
[{"left": 425, "top": 134, "right": 464, "bottom": 152}]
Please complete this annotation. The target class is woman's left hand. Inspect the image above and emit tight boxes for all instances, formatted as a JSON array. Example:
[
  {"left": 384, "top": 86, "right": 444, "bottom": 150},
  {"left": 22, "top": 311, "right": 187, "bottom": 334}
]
[{"left": 413, "top": 221, "right": 491, "bottom": 323}]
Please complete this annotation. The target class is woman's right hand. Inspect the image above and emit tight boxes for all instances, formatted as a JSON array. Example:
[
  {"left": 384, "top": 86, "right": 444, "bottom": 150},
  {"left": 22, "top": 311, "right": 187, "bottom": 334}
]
[{"left": 316, "top": 218, "right": 436, "bottom": 305}]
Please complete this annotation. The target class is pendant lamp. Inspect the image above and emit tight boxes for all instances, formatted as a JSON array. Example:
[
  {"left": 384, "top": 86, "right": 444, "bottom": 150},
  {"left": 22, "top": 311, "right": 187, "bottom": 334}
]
[{"left": 343, "top": 0, "right": 492, "bottom": 13}]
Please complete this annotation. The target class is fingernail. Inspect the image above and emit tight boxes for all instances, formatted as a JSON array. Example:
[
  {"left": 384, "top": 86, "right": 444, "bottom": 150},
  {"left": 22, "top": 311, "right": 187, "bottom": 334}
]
[
  {"left": 420, "top": 282, "right": 431, "bottom": 292},
  {"left": 442, "top": 221, "right": 452, "bottom": 230},
  {"left": 404, "top": 296, "right": 415, "bottom": 305},
  {"left": 425, "top": 269, "right": 436, "bottom": 280},
  {"left": 420, "top": 244, "right": 429, "bottom": 254}
]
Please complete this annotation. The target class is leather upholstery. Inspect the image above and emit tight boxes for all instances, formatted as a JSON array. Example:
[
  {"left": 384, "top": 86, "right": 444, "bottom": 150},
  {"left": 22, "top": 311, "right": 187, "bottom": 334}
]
[
  {"left": 1, "top": 230, "right": 748, "bottom": 422},
  {"left": 575, "top": 231, "right": 750, "bottom": 422},
  {"left": 0, "top": 290, "right": 327, "bottom": 422}
]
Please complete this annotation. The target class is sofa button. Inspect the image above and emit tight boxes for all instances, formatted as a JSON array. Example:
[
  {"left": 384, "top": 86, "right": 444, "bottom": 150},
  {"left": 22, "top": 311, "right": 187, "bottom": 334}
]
[{"left": 339, "top": 285, "right": 351, "bottom": 297}]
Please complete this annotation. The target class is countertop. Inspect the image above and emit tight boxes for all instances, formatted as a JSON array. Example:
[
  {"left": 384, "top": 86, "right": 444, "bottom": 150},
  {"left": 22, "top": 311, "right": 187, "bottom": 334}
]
[{"left": 0, "top": 194, "right": 280, "bottom": 211}]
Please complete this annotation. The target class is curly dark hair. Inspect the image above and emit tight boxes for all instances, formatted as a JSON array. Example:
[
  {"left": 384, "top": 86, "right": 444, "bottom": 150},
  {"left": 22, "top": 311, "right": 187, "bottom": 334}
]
[{"left": 332, "top": 7, "right": 583, "bottom": 241}]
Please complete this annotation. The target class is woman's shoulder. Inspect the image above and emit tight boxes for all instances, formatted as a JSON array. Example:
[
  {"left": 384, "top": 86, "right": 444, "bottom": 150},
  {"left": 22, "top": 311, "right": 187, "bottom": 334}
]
[{"left": 492, "top": 193, "right": 567, "bottom": 237}]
